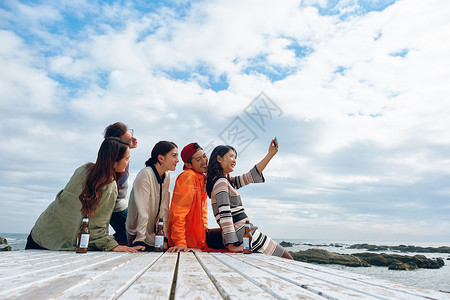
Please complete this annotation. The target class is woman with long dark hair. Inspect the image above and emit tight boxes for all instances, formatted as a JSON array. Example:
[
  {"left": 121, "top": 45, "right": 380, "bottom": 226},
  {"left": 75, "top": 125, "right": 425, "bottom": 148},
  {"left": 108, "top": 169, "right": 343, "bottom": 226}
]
[
  {"left": 103, "top": 122, "right": 138, "bottom": 245},
  {"left": 26, "top": 137, "right": 144, "bottom": 252},
  {"left": 126, "top": 141, "right": 179, "bottom": 250},
  {"left": 206, "top": 140, "right": 293, "bottom": 259}
]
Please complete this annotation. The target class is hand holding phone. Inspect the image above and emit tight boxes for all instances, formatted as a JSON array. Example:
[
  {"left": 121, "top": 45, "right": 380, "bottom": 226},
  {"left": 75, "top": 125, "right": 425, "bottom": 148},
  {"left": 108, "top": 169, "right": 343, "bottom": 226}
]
[{"left": 273, "top": 137, "right": 278, "bottom": 147}]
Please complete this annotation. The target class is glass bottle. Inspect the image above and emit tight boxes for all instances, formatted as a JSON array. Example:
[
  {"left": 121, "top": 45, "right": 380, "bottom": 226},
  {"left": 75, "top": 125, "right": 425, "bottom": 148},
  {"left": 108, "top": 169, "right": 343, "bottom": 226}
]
[
  {"left": 243, "top": 220, "right": 252, "bottom": 254},
  {"left": 76, "top": 214, "right": 90, "bottom": 253},
  {"left": 155, "top": 218, "right": 164, "bottom": 252}
]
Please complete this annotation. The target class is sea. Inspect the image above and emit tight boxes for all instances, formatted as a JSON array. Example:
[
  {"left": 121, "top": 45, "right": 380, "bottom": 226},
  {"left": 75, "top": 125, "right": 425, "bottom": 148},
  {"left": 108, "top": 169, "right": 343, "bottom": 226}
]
[
  {"left": 273, "top": 238, "right": 450, "bottom": 294},
  {"left": 1, "top": 233, "right": 449, "bottom": 294}
]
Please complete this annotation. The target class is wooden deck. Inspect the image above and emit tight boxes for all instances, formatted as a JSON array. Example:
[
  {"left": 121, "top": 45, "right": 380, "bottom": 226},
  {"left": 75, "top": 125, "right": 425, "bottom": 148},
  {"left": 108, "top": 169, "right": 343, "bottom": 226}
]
[{"left": 0, "top": 250, "right": 449, "bottom": 299}]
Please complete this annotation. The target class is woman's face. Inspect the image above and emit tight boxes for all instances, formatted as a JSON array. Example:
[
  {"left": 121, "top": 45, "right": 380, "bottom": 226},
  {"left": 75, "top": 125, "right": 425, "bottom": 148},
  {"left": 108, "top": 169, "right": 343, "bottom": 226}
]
[
  {"left": 160, "top": 147, "right": 179, "bottom": 172},
  {"left": 114, "top": 148, "right": 130, "bottom": 173},
  {"left": 217, "top": 149, "right": 236, "bottom": 176}
]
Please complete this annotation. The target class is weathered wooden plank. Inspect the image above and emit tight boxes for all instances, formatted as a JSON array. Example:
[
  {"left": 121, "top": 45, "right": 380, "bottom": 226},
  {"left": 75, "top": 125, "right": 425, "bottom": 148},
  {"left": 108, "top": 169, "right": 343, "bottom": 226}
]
[
  {"left": 290, "top": 260, "right": 448, "bottom": 299},
  {"left": 194, "top": 252, "right": 277, "bottom": 299},
  {"left": 57, "top": 252, "right": 162, "bottom": 299},
  {"left": 232, "top": 253, "right": 395, "bottom": 299},
  {"left": 211, "top": 253, "right": 328, "bottom": 300},
  {"left": 117, "top": 252, "right": 178, "bottom": 299},
  {"left": 0, "top": 251, "right": 111, "bottom": 278},
  {"left": 0, "top": 252, "right": 147, "bottom": 299},
  {"left": 0, "top": 250, "right": 73, "bottom": 270},
  {"left": 248, "top": 254, "right": 449, "bottom": 300},
  {"left": 173, "top": 251, "right": 223, "bottom": 299},
  {"left": 0, "top": 251, "right": 113, "bottom": 289},
  {"left": 1, "top": 251, "right": 448, "bottom": 300}
]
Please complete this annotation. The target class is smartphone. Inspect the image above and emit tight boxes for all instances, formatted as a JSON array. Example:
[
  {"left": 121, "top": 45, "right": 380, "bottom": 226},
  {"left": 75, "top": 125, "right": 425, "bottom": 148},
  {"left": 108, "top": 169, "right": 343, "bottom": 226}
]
[{"left": 273, "top": 137, "right": 278, "bottom": 147}]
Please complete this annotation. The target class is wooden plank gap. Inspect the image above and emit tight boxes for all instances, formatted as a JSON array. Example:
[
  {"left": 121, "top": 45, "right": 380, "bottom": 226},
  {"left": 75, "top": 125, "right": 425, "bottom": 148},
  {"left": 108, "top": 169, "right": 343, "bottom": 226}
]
[
  {"left": 55, "top": 253, "right": 162, "bottom": 299},
  {"left": 111, "top": 252, "right": 165, "bottom": 300},
  {"left": 211, "top": 253, "right": 285, "bottom": 300},
  {"left": 193, "top": 252, "right": 231, "bottom": 300},
  {"left": 227, "top": 254, "right": 355, "bottom": 300},
  {"left": 169, "top": 252, "right": 180, "bottom": 300}
]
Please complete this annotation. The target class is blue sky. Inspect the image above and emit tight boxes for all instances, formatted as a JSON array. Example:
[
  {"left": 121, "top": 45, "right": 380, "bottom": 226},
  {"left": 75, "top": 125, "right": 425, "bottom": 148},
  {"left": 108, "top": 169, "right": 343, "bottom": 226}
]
[{"left": 1, "top": 0, "right": 450, "bottom": 243}]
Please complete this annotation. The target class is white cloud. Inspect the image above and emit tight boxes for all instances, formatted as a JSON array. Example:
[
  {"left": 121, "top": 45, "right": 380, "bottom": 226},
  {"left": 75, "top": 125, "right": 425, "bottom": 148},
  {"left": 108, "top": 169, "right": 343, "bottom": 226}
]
[
  {"left": 0, "top": 31, "right": 61, "bottom": 116},
  {"left": 13, "top": 1, "right": 61, "bottom": 23},
  {"left": 1, "top": 0, "right": 449, "bottom": 242}
]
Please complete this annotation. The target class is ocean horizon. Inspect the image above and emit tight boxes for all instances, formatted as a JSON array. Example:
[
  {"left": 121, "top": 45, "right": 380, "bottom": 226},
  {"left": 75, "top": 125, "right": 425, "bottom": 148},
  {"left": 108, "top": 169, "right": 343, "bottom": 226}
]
[{"left": 1, "top": 233, "right": 449, "bottom": 294}]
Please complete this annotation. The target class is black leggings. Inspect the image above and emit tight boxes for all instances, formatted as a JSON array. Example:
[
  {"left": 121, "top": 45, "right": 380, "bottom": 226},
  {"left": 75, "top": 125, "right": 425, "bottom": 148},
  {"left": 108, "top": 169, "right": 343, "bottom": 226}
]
[{"left": 205, "top": 228, "right": 226, "bottom": 249}]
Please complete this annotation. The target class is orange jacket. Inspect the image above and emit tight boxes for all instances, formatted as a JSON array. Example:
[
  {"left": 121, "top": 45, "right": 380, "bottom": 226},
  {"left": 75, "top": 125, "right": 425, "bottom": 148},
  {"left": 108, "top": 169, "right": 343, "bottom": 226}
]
[{"left": 168, "top": 169, "right": 208, "bottom": 248}]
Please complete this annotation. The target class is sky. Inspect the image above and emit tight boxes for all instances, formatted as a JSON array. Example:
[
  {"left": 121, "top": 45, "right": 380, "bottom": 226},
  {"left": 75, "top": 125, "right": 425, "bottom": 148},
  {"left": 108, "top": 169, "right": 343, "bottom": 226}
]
[{"left": 1, "top": 0, "right": 450, "bottom": 243}]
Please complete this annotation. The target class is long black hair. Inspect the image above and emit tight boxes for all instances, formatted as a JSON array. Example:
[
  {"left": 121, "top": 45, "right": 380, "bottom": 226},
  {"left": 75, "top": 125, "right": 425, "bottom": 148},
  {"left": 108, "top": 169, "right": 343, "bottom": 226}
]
[
  {"left": 80, "top": 137, "right": 130, "bottom": 215},
  {"left": 206, "top": 145, "right": 237, "bottom": 198},
  {"left": 145, "top": 141, "right": 178, "bottom": 166}
]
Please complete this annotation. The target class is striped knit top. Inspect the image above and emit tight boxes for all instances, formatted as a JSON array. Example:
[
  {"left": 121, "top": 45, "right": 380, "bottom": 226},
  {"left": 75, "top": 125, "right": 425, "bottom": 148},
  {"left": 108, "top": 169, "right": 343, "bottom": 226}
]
[{"left": 210, "top": 166, "right": 264, "bottom": 246}]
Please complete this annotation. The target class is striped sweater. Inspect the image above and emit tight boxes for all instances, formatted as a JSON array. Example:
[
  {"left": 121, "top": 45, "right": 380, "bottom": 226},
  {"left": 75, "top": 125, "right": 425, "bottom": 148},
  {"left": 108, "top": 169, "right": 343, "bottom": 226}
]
[{"left": 210, "top": 166, "right": 264, "bottom": 246}]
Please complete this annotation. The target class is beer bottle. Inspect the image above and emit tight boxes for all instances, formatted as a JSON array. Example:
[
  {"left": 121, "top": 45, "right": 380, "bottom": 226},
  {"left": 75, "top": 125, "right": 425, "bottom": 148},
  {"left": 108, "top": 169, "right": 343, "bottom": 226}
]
[
  {"left": 76, "top": 214, "right": 90, "bottom": 253},
  {"left": 155, "top": 218, "right": 164, "bottom": 252},
  {"left": 243, "top": 220, "right": 252, "bottom": 254}
]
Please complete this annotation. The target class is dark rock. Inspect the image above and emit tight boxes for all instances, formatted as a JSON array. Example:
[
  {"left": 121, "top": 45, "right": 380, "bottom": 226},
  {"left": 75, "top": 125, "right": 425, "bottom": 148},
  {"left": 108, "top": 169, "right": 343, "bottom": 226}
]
[
  {"left": 388, "top": 261, "right": 418, "bottom": 270},
  {"left": 348, "top": 243, "right": 450, "bottom": 253},
  {"left": 353, "top": 253, "right": 444, "bottom": 269},
  {"left": 1, "top": 246, "right": 12, "bottom": 251},
  {"left": 413, "top": 256, "right": 445, "bottom": 269},
  {"left": 0, "top": 237, "right": 7, "bottom": 245},
  {"left": 290, "top": 249, "right": 445, "bottom": 270},
  {"left": 280, "top": 241, "right": 294, "bottom": 247},
  {"left": 303, "top": 243, "right": 330, "bottom": 247},
  {"left": 348, "top": 244, "right": 389, "bottom": 251},
  {"left": 291, "top": 248, "right": 370, "bottom": 267},
  {"left": 352, "top": 253, "right": 393, "bottom": 266},
  {"left": 392, "top": 245, "right": 450, "bottom": 253}
]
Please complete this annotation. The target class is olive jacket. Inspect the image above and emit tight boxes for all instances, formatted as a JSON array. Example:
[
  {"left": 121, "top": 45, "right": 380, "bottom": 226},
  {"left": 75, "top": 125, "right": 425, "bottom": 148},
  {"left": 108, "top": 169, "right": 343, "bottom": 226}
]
[{"left": 30, "top": 165, "right": 119, "bottom": 251}]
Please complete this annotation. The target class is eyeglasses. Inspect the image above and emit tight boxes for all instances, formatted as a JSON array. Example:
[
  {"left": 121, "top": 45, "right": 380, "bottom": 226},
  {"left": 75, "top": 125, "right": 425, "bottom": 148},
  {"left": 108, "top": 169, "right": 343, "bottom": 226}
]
[{"left": 125, "top": 129, "right": 135, "bottom": 146}]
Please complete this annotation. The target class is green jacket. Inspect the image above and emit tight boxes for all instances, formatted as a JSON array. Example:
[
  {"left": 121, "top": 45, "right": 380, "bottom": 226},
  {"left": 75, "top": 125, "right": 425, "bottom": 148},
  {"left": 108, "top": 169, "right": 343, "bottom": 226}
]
[{"left": 31, "top": 165, "right": 119, "bottom": 251}]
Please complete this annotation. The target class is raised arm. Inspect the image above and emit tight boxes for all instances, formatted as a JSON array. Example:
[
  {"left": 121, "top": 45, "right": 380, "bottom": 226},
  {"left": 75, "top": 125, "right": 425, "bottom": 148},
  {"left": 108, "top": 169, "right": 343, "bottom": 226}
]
[{"left": 255, "top": 139, "right": 278, "bottom": 174}]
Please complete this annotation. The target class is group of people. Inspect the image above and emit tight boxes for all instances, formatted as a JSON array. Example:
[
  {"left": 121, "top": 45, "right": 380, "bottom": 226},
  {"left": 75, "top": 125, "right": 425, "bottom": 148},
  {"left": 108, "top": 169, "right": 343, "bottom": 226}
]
[{"left": 26, "top": 122, "right": 293, "bottom": 259}]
